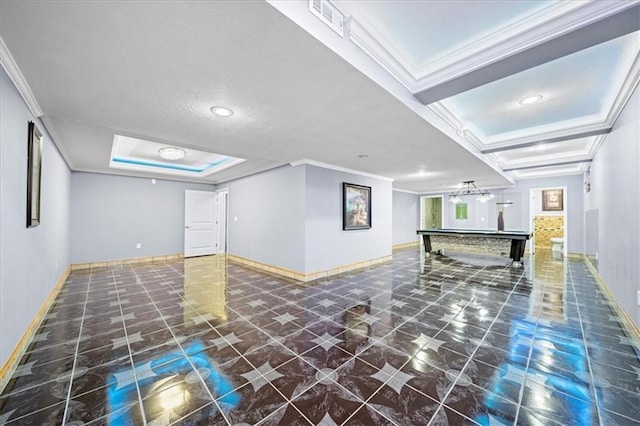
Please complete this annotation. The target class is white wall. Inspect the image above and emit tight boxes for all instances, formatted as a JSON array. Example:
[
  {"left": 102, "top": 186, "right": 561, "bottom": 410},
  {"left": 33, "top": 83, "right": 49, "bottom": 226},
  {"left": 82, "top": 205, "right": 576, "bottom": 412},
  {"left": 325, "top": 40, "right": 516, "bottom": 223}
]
[
  {"left": 0, "top": 68, "right": 71, "bottom": 367},
  {"left": 440, "top": 195, "right": 509, "bottom": 230},
  {"left": 305, "top": 165, "right": 392, "bottom": 273},
  {"left": 443, "top": 198, "right": 492, "bottom": 229},
  {"left": 392, "top": 190, "right": 420, "bottom": 246},
  {"left": 495, "top": 190, "right": 525, "bottom": 231},
  {"left": 225, "top": 165, "right": 306, "bottom": 272},
  {"left": 70, "top": 172, "right": 214, "bottom": 263},
  {"left": 585, "top": 84, "right": 639, "bottom": 327},
  {"left": 224, "top": 164, "right": 393, "bottom": 274}
]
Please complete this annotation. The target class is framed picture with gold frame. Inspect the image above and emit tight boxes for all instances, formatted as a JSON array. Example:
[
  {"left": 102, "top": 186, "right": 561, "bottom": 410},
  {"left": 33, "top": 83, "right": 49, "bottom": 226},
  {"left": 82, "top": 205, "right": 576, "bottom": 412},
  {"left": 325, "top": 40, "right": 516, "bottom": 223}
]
[
  {"left": 27, "top": 121, "right": 43, "bottom": 228},
  {"left": 542, "top": 189, "right": 563, "bottom": 211}
]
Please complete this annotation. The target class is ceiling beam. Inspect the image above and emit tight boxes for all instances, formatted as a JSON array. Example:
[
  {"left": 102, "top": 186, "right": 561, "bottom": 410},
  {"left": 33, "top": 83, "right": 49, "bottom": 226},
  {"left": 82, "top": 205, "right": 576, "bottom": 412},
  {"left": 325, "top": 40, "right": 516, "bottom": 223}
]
[
  {"left": 481, "top": 128, "right": 611, "bottom": 154},
  {"left": 414, "top": 5, "right": 640, "bottom": 105},
  {"left": 503, "top": 158, "right": 592, "bottom": 172}
]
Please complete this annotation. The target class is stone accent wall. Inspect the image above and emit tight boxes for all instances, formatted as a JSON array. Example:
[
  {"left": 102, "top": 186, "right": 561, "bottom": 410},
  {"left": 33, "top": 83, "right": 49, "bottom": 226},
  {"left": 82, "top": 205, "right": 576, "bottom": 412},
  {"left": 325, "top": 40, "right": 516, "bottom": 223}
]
[
  {"left": 429, "top": 236, "right": 512, "bottom": 256},
  {"left": 534, "top": 215, "right": 564, "bottom": 250}
]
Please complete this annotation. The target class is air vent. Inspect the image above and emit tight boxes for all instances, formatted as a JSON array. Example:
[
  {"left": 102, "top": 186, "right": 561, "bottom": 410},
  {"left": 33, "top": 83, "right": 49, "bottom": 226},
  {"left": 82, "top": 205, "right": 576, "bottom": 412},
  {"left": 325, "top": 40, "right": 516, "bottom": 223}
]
[{"left": 309, "top": 0, "right": 344, "bottom": 37}]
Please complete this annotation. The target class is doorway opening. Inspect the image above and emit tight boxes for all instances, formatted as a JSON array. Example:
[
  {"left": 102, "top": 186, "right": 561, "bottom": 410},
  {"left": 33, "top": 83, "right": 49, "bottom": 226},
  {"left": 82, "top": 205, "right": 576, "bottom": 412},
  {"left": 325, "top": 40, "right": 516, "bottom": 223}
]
[
  {"left": 528, "top": 186, "right": 567, "bottom": 257},
  {"left": 420, "top": 195, "right": 443, "bottom": 229},
  {"left": 214, "top": 188, "right": 228, "bottom": 254}
]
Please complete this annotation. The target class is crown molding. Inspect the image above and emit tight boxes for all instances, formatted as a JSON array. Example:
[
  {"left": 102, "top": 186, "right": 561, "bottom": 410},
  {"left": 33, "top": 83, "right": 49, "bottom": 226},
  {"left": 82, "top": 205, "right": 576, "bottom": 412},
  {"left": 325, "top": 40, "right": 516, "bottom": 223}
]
[
  {"left": 424, "top": 102, "right": 513, "bottom": 185},
  {"left": 392, "top": 188, "right": 420, "bottom": 195},
  {"left": 605, "top": 51, "right": 640, "bottom": 126},
  {"left": 502, "top": 157, "right": 592, "bottom": 172},
  {"left": 427, "top": 102, "right": 484, "bottom": 151},
  {"left": 411, "top": 1, "right": 636, "bottom": 92},
  {"left": 289, "top": 159, "right": 394, "bottom": 182},
  {"left": 347, "top": 19, "right": 415, "bottom": 92},
  {"left": 40, "top": 116, "right": 75, "bottom": 169},
  {"left": 586, "top": 131, "right": 612, "bottom": 162},
  {"left": 342, "top": 1, "right": 637, "bottom": 94},
  {"left": 479, "top": 120, "right": 612, "bottom": 152},
  {"left": 481, "top": 129, "right": 609, "bottom": 154},
  {"left": 411, "top": 1, "right": 580, "bottom": 88},
  {"left": 0, "top": 37, "right": 43, "bottom": 118},
  {"left": 431, "top": 95, "right": 616, "bottom": 154},
  {"left": 512, "top": 164, "right": 587, "bottom": 180}
]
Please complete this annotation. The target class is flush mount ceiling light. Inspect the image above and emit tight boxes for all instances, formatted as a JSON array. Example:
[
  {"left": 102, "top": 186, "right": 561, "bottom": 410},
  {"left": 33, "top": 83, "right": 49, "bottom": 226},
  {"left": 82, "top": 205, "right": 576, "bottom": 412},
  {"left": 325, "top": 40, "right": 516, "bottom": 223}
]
[
  {"left": 158, "top": 147, "right": 186, "bottom": 160},
  {"left": 210, "top": 106, "right": 233, "bottom": 117},
  {"left": 448, "top": 180, "right": 494, "bottom": 204},
  {"left": 519, "top": 95, "right": 543, "bottom": 105}
]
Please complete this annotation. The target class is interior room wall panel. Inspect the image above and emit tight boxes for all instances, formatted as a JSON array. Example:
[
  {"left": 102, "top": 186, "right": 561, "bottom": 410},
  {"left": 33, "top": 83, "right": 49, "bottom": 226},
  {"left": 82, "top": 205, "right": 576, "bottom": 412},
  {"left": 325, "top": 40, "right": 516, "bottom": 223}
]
[
  {"left": 392, "top": 190, "right": 420, "bottom": 246},
  {"left": 584, "top": 84, "right": 639, "bottom": 327},
  {"left": 304, "top": 165, "right": 392, "bottom": 273},
  {"left": 0, "top": 68, "right": 71, "bottom": 367},
  {"left": 70, "top": 172, "right": 215, "bottom": 264},
  {"left": 224, "top": 165, "right": 307, "bottom": 273}
]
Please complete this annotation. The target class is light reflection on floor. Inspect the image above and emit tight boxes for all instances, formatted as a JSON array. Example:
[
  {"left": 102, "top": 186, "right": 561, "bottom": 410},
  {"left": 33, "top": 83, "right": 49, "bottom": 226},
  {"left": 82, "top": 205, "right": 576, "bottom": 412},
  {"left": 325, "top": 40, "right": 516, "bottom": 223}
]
[{"left": 0, "top": 249, "right": 639, "bottom": 425}]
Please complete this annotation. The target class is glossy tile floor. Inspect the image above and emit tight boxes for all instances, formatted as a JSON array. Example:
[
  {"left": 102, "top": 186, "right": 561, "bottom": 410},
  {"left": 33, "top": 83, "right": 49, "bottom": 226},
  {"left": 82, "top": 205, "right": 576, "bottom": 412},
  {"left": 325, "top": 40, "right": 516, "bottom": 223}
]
[{"left": 1, "top": 249, "right": 640, "bottom": 425}]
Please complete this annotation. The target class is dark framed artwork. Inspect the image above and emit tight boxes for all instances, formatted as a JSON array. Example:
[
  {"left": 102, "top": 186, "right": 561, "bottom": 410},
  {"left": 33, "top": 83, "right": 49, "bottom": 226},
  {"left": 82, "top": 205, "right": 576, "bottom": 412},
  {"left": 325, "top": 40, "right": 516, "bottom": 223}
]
[
  {"left": 26, "top": 121, "right": 43, "bottom": 228},
  {"left": 542, "top": 189, "right": 563, "bottom": 211},
  {"left": 343, "top": 182, "right": 371, "bottom": 230}
]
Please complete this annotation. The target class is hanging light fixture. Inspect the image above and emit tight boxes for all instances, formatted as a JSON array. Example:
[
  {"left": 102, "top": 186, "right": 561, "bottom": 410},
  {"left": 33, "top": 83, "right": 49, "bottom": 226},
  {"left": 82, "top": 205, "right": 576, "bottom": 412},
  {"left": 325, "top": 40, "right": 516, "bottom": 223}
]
[{"left": 448, "top": 180, "right": 493, "bottom": 203}]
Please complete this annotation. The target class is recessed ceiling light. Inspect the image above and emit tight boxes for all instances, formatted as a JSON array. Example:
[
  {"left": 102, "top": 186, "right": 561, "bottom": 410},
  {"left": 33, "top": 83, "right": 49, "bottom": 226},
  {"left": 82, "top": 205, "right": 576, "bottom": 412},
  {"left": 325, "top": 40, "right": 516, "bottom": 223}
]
[
  {"left": 519, "top": 95, "right": 543, "bottom": 105},
  {"left": 210, "top": 106, "right": 233, "bottom": 117},
  {"left": 158, "top": 147, "right": 186, "bottom": 160}
]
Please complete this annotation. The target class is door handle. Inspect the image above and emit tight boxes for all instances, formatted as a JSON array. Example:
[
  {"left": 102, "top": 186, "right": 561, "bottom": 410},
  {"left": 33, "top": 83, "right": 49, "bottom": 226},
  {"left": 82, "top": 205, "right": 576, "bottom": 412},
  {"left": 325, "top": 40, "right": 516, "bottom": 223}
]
[{"left": 185, "top": 225, "right": 190, "bottom": 229}]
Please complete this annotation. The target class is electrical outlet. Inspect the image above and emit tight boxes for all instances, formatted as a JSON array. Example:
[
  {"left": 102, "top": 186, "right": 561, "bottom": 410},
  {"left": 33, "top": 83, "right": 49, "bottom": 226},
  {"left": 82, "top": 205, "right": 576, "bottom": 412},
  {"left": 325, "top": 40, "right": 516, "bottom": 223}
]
[
  {"left": 136, "top": 243, "right": 142, "bottom": 249},
  {"left": 637, "top": 290, "right": 640, "bottom": 307}
]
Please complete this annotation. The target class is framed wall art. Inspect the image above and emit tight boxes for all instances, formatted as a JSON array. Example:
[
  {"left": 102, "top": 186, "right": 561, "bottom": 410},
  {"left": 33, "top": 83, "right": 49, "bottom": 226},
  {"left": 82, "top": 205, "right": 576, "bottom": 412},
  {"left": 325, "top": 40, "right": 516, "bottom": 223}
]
[
  {"left": 343, "top": 182, "right": 371, "bottom": 230},
  {"left": 542, "top": 189, "right": 563, "bottom": 212},
  {"left": 26, "top": 121, "right": 43, "bottom": 228}
]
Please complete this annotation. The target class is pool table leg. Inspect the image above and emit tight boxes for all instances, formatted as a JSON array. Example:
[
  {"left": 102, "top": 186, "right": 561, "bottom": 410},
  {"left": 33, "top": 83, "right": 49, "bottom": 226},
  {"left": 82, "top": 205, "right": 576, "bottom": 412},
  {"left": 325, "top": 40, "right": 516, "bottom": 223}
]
[
  {"left": 422, "top": 234, "right": 432, "bottom": 256},
  {"left": 510, "top": 239, "right": 527, "bottom": 266}
]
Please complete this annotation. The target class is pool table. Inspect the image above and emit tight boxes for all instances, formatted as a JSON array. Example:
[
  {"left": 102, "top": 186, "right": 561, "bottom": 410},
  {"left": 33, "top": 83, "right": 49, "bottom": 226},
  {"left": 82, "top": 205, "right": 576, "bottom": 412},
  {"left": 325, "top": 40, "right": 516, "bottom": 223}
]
[{"left": 416, "top": 229, "right": 532, "bottom": 264}]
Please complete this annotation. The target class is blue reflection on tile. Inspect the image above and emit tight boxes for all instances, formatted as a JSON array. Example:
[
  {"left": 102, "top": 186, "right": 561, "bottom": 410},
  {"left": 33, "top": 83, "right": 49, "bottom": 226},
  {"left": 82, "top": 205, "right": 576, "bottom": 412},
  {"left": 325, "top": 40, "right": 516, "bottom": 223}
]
[
  {"left": 480, "top": 318, "right": 595, "bottom": 425},
  {"left": 107, "top": 340, "right": 239, "bottom": 425}
]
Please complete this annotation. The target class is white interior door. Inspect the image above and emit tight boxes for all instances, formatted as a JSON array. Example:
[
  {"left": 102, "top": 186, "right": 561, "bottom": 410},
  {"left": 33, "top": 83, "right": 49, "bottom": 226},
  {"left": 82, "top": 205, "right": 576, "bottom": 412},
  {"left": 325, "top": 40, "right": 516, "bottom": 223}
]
[{"left": 184, "top": 190, "right": 216, "bottom": 258}]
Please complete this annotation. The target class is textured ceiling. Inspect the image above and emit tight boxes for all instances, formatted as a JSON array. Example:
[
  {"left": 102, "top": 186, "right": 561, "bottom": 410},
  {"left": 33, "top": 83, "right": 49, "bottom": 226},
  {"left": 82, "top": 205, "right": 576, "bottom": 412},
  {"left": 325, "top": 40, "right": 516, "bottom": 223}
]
[{"left": 1, "top": 1, "right": 638, "bottom": 194}]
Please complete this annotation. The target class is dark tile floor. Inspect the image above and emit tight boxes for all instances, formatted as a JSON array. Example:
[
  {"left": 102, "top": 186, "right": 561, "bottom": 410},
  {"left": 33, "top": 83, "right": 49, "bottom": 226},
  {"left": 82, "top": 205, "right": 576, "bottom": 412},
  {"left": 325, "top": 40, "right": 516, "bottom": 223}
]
[{"left": 1, "top": 249, "right": 639, "bottom": 425}]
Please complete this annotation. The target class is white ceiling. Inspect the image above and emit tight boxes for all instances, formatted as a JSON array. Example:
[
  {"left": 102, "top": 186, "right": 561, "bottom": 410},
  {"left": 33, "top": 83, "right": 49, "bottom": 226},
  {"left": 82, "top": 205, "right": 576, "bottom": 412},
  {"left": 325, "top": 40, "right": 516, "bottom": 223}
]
[{"left": 1, "top": 1, "right": 638, "bottom": 194}]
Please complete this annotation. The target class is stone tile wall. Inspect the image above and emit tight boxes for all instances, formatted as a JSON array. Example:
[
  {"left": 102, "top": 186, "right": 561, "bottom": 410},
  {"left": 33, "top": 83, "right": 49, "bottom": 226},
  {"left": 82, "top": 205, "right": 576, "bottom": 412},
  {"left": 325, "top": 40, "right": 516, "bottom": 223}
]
[
  {"left": 429, "top": 236, "right": 512, "bottom": 256},
  {"left": 534, "top": 215, "right": 564, "bottom": 250}
]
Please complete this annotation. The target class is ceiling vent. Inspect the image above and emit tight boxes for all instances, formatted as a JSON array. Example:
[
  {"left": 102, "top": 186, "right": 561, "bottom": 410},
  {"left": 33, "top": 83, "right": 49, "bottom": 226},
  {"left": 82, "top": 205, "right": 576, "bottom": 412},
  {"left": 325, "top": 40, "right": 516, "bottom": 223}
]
[{"left": 309, "top": 0, "right": 344, "bottom": 37}]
